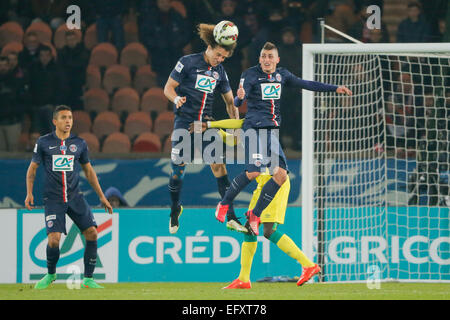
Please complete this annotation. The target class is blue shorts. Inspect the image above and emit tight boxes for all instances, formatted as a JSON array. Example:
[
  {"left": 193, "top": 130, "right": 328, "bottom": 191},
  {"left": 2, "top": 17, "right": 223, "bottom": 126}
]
[
  {"left": 44, "top": 193, "right": 97, "bottom": 235},
  {"left": 243, "top": 128, "right": 288, "bottom": 173},
  {"left": 170, "top": 116, "right": 225, "bottom": 165}
]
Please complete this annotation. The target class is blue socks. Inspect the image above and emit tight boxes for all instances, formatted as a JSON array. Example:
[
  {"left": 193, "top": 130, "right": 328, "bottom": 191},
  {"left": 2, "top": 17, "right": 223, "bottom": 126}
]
[
  {"left": 169, "top": 164, "right": 185, "bottom": 211},
  {"left": 216, "top": 174, "right": 235, "bottom": 215},
  {"left": 46, "top": 245, "right": 60, "bottom": 275},
  {"left": 168, "top": 176, "right": 183, "bottom": 211},
  {"left": 252, "top": 178, "right": 280, "bottom": 217},
  {"left": 46, "top": 240, "right": 98, "bottom": 278},
  {"left": 84, "top": 240, "right": 97, "bottom": 278},
  {"left": 221, "top": 172, "right": 251, "bottom": 205}
]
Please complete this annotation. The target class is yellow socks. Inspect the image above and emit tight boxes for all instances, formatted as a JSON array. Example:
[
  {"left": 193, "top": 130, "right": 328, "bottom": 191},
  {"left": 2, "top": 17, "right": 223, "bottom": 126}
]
[
  {"left": 238, "top": 237, "right": 257, "bottom": 283},
  {"left": 236, "top": 231, "right": 314, "bottom": 283},
  {"left": 271, "top": 232, "right": 315, "bottom": 268}
]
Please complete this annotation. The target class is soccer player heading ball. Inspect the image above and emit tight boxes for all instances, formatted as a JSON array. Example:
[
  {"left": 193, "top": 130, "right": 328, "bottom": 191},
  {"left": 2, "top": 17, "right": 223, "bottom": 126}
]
[
  {"left": 164, "top": 21, "right": 245, "bottom": 234},
  {"left": 216, "top": 41, "right": 352, "bottom": 236}
]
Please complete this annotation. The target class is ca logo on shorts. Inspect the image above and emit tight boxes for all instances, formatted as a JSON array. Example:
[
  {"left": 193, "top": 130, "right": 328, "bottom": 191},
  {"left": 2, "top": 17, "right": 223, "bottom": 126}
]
[
  {"left": 261, "top": 83, "right": 282, "bottom": 100},
  {"left": 195, "top": 75, "right": 217, "bottom": 93},
  {"left": 52, "top": 155, "right": 74, "bottom": 171}
]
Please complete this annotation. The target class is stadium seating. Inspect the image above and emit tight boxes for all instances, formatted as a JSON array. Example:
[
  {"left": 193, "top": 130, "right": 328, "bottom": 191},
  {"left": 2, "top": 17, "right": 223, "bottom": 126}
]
[
  {"left": 1, "top": 41, "right": 23, "bottom": 56},
  {"left": 124, "top": 21, "right": 139, "bottom": 44},
  {"left": 89, "top": 43, "right": 118, "bottom": 69},
  {"left": 140, "top": 87, "right": 169, "bottom": 115},
  {"left": 133, "top": 65, "right": 158, "bottom": 95},
  {"left": 17, "top": 132, "right": 29, "bottom": 152},
  {"left": 84, "top": 23, "right": 98, "bottom": 50},
  {"left": 85, "top": 65, "right": 102, "bottom": 89},
  {"left": 53, "top": 24, "right": 82, "bottom": 49},
  {"left": 103, "top": 64, "right": 131, "bottom": 94},
  {"left": 25, "top": 21, "right": 52, "bottom": 44},
  {"left": 79, "top": 132, "right": 100, "bottom": 153},
  {"left": 111, "top": 87, "right": 140, "bottom": 114},
  {"left": 132, "top": 132, "right": 162, "bottom": 152},
  {"left": 0, "top": 22, "right": 24, "bottom": 47},
  {"left": 83, "top": 88, "right": 110, "bottom": 114},
  {"left": 120, "top": 42, "right": 148, "bottom": 69},
  {"left": 153, "top": 111, "right": 175, "bottom": 139},
  {"left": 92, "top": 111, "right": 121, "bottom": 140},
  {"left": 102, "top": 132, "right": 131, "bottom": 153},
  {"left": 124, "top": 111, "right": 153, "bottom": 140},
  {"left": 72, "top": 110, "right": 92, "bottom": 134}
]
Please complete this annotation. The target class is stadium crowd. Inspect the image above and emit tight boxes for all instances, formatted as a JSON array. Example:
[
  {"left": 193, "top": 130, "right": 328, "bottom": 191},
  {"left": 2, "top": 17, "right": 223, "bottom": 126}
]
[{"left": 0, "top": 0, "right": 448, "bottom": 154}]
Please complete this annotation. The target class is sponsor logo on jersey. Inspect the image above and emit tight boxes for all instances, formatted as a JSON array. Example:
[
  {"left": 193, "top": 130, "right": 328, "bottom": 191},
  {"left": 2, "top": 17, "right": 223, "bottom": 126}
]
[
  {"left": 261, "top": 83, "right": 282, "bottom": 100},
  {"left": 195, "top": 75, "right": 217, "bottom": 93},
  {"left": 52, "top": 155, "right": 74, "bottom": 172}
]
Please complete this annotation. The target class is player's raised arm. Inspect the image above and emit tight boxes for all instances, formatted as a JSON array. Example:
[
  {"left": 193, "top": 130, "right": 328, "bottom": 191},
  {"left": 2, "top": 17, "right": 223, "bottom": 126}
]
[
  {"left": 25, "top": 161, "right": 39, "bottom": 210},
  {"left": 286, "top": 70, "right": 352, "bottom": 95},
  {"left": 81, "top": 162, "right": 113, "bottom": 214}
]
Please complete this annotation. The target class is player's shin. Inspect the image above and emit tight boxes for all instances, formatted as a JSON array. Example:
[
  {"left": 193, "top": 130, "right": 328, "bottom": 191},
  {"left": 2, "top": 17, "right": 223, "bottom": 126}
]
[
  {"left": 269, "top": 231, "right": 315, "bottom": 268},
  {"left": 238, "top": 234, "right": 257, "bottom": 283},
  {"left": 221, "top": 172, "right": 251, "bottom": 205},
  {"left": 252, "top": 178, "right": 280, "bottom": 217},
  {"left": 169, "top": 163, "right": 185, "bottom": 210},
  {"left": 83, "top": 240, "right": 97, "bottom": 278},
  {"left": 46, "top": 244, "right": 60, "bottom": 275}
]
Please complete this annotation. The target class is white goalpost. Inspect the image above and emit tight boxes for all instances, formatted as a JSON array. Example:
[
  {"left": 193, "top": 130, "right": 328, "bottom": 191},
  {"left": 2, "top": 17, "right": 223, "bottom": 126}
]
[{"left": 301, "top": 42, "right": 450, "bottom": 282}]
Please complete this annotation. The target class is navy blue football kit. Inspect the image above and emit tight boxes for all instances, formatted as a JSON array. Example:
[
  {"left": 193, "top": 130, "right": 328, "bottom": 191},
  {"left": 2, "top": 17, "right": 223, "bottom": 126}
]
[
  {"left": 32, "top": 132, "right": 96, "bottom": 234},
  {"left": 235, "top": 65, "right": 338, "bottom": 172}
]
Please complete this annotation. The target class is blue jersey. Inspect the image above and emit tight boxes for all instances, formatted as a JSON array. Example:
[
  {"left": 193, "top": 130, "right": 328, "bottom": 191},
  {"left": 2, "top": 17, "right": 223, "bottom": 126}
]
[
  {"left": 238, "top": 65, "right": 338, "bottom": 129},
  {"left": 31, "top": 132, "right": 89, "bottom": 203},
  {"left": 169, "top": 52, "right": 231, "bottom": 122}
]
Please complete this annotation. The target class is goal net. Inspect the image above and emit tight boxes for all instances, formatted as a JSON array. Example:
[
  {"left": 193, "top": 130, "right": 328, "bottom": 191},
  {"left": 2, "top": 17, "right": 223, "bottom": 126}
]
[{"left": 301, "top": 43, "right": 450, "bottom": 282}]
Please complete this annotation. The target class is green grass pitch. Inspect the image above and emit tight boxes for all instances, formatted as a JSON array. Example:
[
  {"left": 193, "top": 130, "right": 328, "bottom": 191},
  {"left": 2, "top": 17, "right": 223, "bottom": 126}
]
[{"left": 0, "top": 282, "right": 449, "bottom": 300}]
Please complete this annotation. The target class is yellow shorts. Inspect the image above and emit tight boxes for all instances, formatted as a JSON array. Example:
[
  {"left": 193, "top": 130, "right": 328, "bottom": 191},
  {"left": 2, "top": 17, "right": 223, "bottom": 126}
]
[{"left": 247, "top": 174, "right": 290, "bottom": 224}]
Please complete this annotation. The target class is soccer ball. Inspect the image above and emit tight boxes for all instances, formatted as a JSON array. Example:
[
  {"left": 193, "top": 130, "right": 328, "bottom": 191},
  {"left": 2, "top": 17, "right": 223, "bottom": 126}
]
[{"left": 213, "top": 20, "right": 239, "bottom": 46}]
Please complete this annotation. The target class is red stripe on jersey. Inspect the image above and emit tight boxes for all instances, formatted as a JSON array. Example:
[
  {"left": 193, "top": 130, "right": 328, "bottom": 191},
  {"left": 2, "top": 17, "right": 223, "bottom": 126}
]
[
  {"left": 61, "top": 140, "right": 67, "bottom": 203},
  {"left": 198, "top": 67, "right": 211, "bottom": 121},
  {"left": 268, "top": 74, "right": 279, "bottom": 127}
]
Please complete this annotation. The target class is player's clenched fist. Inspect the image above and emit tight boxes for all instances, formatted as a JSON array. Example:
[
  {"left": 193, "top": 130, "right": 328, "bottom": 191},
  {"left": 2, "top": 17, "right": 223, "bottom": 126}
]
[
  {"left": 174, "top": 96, "right": 187, "bottom": 108},
  {"left": 336, "top": 85, "right": 352, "bottom": 96}
]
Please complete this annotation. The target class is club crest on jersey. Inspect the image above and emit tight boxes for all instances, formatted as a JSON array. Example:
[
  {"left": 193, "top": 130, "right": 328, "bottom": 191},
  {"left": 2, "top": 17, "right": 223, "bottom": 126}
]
[
  {"left": 195, "top": 75, "right": 217, "bottom": 93},
  {"left": 276, "top": 73, "right": 282, "bottom": 82},
  {"left": 212, "top": 71, "right": 220, "bottom": 80},
  {"left": 261, "top": 83, "right": 282, "bottom": 100},
  {"left": 52, "top": 154, "right": 74, "bottom": 171},
  {"left": 69, "top": 144, "right": 77, "bottom": 152}
]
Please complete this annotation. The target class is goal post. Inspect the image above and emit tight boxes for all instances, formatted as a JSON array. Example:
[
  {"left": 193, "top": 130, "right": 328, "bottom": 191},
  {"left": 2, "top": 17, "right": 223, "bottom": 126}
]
[{"left": 302, "top": 43, "right": 450, "bottom": 283}]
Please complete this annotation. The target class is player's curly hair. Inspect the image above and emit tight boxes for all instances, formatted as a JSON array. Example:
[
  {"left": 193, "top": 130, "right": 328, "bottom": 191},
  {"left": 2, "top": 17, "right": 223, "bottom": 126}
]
[{"left": 197, "top": 23, "right": 236, "bottom": 56}]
